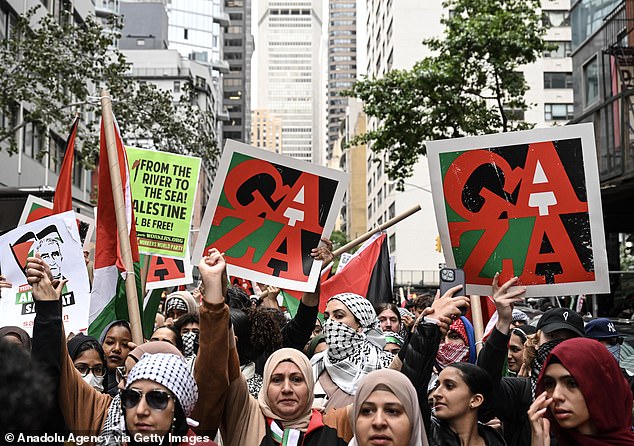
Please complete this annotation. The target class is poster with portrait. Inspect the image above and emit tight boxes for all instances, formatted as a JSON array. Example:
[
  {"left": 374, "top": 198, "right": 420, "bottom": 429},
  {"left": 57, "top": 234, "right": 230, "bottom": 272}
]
[
  {"left": 192, "top": 140, "right": 348, "bottom": 292},
  {"left": 18, "top": 195, "right": 95, "bottom": 250},
  {"left": 427, "top": 123, "right": 609, "bottom": 297},
  {"left": 0, "top": 211, "right": 91, "bottom": 335}
]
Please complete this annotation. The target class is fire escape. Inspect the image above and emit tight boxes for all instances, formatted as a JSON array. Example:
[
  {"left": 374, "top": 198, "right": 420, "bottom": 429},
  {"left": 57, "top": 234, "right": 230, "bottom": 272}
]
[{"left": 603, "top": 1, "right": 634, "bottom": 180}]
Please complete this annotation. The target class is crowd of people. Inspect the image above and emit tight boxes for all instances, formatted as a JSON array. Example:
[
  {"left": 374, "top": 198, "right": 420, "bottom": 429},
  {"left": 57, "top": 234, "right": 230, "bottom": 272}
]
[{"left": 0, "top": 243, "right": 633, "bottom": 446}]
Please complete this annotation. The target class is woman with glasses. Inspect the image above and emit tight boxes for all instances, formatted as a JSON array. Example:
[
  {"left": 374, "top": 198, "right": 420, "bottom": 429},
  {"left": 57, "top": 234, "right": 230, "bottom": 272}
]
[
  {"left": 67, "top": 333, "right": 107, "bottom": 392},
  {"left": 120, "top": 352, "right": 216, "bottom": 445},
  {"left": 26, "top": 252, "right": 229, "bottom": 445}
]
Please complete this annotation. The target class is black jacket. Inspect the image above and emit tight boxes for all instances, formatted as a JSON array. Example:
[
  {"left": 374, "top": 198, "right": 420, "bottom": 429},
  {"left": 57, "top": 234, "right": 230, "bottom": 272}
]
[
  {"left": 429, "top": 418, "right": 507, "bottom": 446},
  {"left": 477, "top": 327, "right": 531, "bottom": 446},
  {"left": 260, "top": 422, "right": 347, "bottom": 446},
  {"left": 31, "top": 300, "right": 67, "bottom": 443},
  {"left": 255, "top": 300, "right": 318, "bottom": 374},
  {"left": 399, "top": 321, "right": 442, "bottom": 436}
]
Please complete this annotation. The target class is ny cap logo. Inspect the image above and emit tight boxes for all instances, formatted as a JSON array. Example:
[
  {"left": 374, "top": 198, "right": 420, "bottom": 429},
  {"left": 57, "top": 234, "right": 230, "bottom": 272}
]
[
  {"left": 563, "top": 311, "right": 569, "bottom": 321},
  {"left": 608, "top": 322, "right": 616, "bottom": 333}
]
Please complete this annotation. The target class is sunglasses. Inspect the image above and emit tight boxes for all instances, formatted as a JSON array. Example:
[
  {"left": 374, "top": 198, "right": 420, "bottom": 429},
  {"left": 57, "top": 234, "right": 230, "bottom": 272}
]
[
  {"left": 121, "top": 388, "right": 174, "bottom": 411},
  {"left": 75, "top": 364, "right": 106, "bottom": 377}
]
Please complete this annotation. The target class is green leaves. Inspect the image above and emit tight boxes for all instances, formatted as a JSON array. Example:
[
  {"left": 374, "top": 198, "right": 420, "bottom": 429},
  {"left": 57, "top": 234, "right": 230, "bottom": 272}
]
[
  {"left": 0, "top": 6, "right": 218, "bottom": 168},
  {"left": 347, "top": 0, "right": 550, "bottom": 188}
]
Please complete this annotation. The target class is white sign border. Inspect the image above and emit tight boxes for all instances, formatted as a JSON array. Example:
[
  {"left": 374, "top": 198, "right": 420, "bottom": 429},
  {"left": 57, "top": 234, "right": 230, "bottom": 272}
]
[
  {"left": 192, "top": 139, "right": 349, "bottom": 292},
  {"left": 426, "top": 123, "right": 609, "bottom": 297}
]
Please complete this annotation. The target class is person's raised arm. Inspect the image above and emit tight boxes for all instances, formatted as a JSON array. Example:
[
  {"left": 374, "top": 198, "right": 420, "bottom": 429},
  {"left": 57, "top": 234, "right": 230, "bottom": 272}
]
[
  {"left": 192, "top": 248, "right": 232, "bottom": 437},
  {"left": 26, "top": 255, "right": 112, "bottom": 436},
  {"left": 477, "top": 273, "right": 526, "bottom": 384},
  {"left": 280, "top": 238, "right": 331, "bottom": 350},
  {"left": 400, "top": 286, "right": 470, "bottom": 433}
]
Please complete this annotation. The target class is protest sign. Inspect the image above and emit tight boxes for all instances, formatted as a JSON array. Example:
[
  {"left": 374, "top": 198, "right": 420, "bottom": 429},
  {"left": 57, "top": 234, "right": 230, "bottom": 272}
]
[
  {"left": 0, "top": 211, "right": 91, "bottom": 335},
  {"left": 18, "top": 195, "right": 95, "bottom": 250},
  {"left": 126, "top": 147, "right": 200, "bottom": 258},
  {"left": 192, "top": 140, "right": 348, "bottom": 292},
  {"left": 143, "top": 254, "right": 193, "bottom": 291},
  {"left": 427, "top": 123, "right": 609, "bottom": 297}
]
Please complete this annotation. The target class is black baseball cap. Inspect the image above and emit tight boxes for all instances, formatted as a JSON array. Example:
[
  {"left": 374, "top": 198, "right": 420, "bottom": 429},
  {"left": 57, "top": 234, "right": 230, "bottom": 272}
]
[{"left": 536, "top": 308, "right": 584, "bottom": 337}]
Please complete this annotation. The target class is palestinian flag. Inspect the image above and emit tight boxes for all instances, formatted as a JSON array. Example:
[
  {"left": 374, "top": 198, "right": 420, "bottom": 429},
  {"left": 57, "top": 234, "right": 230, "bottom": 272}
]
[
  {"left": 319, "top": 232, "right": 393, "bottom": 312},
  {"left": 88, "top": 115, "right": 145, "bottom": 338},
  {"left": 52, "top": 117, "right": 79, "bottom": 214}
]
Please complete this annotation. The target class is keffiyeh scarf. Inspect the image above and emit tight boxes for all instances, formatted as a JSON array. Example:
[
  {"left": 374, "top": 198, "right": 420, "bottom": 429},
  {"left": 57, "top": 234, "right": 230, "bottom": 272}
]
[
  {"left": 435, "top": 342, "right": 470, "bottom": 370},
  {"left": 312, "top": 293, "right": 393, "bottom": 394},
  {"left": 530, "top": 338, "right": 563, "bottom": 398},
  {"left": 98, "top": 394, "right": 124, "bottom": 446}
]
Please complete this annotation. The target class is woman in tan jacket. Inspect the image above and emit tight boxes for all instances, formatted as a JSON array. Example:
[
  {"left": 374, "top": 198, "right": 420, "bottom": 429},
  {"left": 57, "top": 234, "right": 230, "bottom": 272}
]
[{"left": 26, "top": 252, "right": 230, "bottom": 445}]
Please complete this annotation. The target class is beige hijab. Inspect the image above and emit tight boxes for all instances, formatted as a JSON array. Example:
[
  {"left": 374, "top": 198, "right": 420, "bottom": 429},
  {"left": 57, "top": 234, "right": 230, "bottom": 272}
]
[
  {"left": 349, "top": 369, "right": 428, "bottom": 446},
  {"left": 258, "top": 348, "right": 315, "bottom": 430}
]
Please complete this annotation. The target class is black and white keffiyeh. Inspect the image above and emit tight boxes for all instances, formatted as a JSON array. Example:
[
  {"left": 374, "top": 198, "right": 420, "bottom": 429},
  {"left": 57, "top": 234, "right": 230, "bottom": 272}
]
[
  {"left": 126, "top": 352, "right": 198, "bottom": 416},
  {"left": 181, "top": 331, "right": 198, "bottom": 358},
  {"left": 312, "top": 293, "right": 393, "bottom": 394},
  {"left": 166, "top": 296, "right": 188, "bottom": 314},
  {"left": 530, "top": 338, "right": 564, "bottom": 398},
  {"left": 98, "top": 394, "right": 124, "bottom": 446}
]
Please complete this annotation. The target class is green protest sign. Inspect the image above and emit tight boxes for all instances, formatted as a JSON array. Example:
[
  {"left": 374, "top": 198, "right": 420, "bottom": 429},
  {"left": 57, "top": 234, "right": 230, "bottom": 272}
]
[{"left": 126, "top": 147, "right": 200, "bottom": 258}]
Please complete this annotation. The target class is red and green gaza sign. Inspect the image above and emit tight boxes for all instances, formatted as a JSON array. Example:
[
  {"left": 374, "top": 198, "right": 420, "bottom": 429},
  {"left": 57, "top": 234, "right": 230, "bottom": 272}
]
[
  {"left": 192, "top": 141, "right": 348, "bottom": 292},
  {"left": 427, "top": 124, "right": 609, "bottom": 297}
]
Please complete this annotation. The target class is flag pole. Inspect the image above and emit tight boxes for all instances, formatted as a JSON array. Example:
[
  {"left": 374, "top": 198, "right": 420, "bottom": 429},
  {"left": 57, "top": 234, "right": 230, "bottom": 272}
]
[
  {"left": 100, "top": 89, "right": 144, "bottom": 345},
  {"left": 332, "top": 204, "right": 421, "bottom": 257},
  {"left": 470, "top": 295, "right": 484, "bottom": 353}
]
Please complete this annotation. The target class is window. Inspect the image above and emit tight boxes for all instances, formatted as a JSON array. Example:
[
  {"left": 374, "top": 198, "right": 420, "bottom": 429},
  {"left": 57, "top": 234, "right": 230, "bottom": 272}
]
[
  {"left": 389, "top": 234, "right": 396, "bottom": 253},
  {"left": 184, "top": 28, "right": 188, "bottom": 40},
  {"left": 542, "top": 10, "right": 570, "bottom": 27},
  {"left": 173, "top": 81, "right": 181, "bottom": 93},
  {"left": 584, "top": 57, "right": 599, "bottom": 106},
  {"left": 544, "top": 103, "right": 574, "bottom": 121},
  {"left": 543, "top": 72, "right": 573, "bottom": 89},
  {"left": 544, "top": 41, "right": 571, "bottom": 58},
  {"left": 388, "top": 202, "right": 395, "bottom": 219}
]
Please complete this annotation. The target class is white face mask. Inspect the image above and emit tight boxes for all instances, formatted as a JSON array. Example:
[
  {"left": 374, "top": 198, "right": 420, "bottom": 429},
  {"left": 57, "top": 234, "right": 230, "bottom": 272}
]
[{"left": 83, "top": 372, "right": 104, "bottom": 392}]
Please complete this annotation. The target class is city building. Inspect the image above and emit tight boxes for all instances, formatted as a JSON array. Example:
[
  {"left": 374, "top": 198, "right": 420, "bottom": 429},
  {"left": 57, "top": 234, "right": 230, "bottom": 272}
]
[
  {"left": 522, "top": 1, "right": 575, "bottom": 127},
  {"left": 165, "top": 0, "right": 230, "bottom": 143},
  {"left": 569, "top": 0, "right": 633, "bottom": 313},
  {"left": 255, "top": 0, "right": 324, "bottom": 163},
  {"left": 363, "top": 0, "right": 445, "bottom": 288},
  {"left": 251, "top": 109, "right": 282, "bottom": 152},
  {"left": 326, "top": 0, "right": 357, "bottom": 160},
  {"left": 222, "top": 0, "right": 254, "bottom": 145},
  {"left": 0, "top": 0, "right": 96, "bottom": 225},
  {"left": 336, "top": 99, "right": 367, "bottom": 240}
]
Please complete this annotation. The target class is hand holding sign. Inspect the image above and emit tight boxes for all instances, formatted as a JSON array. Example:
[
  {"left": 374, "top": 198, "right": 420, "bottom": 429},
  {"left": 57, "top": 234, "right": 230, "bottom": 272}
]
[{"left": 26, "top": 254, "right": 67, "bottom": 302}]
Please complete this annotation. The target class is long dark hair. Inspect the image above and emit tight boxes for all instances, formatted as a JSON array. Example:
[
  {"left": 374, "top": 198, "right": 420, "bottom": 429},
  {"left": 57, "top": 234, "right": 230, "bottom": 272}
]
[{"left": 446, "top": 362, "right": 494, "bottom": 421}]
